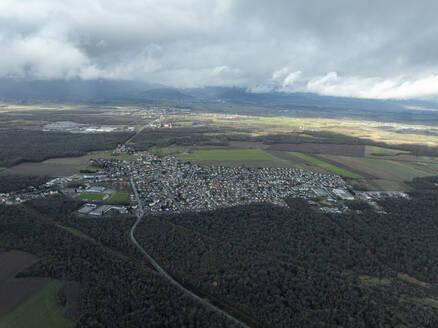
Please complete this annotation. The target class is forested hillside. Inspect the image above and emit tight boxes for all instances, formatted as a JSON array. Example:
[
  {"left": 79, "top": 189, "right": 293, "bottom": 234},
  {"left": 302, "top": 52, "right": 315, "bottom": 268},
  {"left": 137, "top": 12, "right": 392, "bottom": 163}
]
[{"left": 0, "top": 175, "right": 50, "bottom": 193}]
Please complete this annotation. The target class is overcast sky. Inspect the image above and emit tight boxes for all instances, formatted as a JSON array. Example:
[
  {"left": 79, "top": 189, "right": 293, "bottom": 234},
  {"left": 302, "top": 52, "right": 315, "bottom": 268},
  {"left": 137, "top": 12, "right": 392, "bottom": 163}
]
[{"left": 1, "top": 0, "right": 438, "bottom": 99}]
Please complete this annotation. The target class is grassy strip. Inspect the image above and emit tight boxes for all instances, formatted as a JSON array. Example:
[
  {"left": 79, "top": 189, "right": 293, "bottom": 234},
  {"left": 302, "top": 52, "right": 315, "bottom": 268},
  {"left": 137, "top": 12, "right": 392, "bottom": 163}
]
[
  {"left": 0, "top": 280, "right": 74, "bottom": 328},
  {"left": 179, "top": 149, "right": 277, "bottom": 161},
  {"left": 372, "top": 146, "right": 386, "bottom": 155},
  {"left": 78, "top": 192, "right": 105, "bottom": 200},
  {"left": 290, "top": 152, "right": 363, "bottom": 178}
]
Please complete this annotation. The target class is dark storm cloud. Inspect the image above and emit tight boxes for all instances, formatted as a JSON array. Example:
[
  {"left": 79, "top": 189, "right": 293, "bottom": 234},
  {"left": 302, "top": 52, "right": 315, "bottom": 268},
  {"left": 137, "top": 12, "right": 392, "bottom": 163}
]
[{"left": 2, "top": 0, "right": 438, "bottom": 99}]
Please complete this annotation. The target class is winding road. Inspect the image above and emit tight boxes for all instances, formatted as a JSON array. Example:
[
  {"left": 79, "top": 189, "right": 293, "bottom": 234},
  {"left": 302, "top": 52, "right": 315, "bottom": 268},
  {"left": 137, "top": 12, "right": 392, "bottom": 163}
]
[{"left": 129, "top": 176, "right": 250, "bottom": 328}]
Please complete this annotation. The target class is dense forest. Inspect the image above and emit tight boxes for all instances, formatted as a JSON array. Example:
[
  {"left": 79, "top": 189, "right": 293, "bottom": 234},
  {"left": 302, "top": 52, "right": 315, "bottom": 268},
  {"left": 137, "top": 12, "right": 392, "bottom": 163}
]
[
  {"left": 131, "top": 127, "right": 231, "bottom": 150},
  {"left": 23, "top": 177, "right": 438, "bottom": 327},
  {"left": 0, "top": 204, "right": 237, "bottom": 327},
  {"left": 130, "top": 178, "right": 438, "bottom": 327},
  {"left": 0, "top": 174, "right": 50, "bottom": 193},
  {"left": 0, "top": 129, "right": 134, "bottom": 166}
]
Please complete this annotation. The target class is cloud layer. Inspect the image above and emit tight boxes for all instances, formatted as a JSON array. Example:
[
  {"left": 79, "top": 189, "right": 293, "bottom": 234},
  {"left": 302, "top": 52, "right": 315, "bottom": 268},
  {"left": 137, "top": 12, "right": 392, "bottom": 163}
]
[{"left": 2, "top": 0, "right": 438, "bottom": 99}]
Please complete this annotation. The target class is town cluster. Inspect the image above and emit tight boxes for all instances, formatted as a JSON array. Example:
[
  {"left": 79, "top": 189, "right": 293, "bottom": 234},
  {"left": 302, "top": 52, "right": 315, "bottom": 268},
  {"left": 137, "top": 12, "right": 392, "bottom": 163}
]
[
  {"left": 104, "top": 152, "right": 355, "bottom": 214},
  {"left": 0, "top": 150, "right": 409, "bottom": 215}
]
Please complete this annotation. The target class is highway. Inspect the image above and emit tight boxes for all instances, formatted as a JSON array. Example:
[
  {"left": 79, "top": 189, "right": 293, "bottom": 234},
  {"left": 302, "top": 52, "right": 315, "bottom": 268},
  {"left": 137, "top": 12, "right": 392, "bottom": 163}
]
[{"left": 129, "top": 176, "right": 250, "bottom": 328}]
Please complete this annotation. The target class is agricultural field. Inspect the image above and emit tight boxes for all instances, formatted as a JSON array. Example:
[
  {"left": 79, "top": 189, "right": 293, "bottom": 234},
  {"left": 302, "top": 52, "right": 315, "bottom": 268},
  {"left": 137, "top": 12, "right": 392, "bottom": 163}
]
[
  {"left": 179, "top": 149, "right": 277, "bottom": 161},
  {"left": 78, "top": 193, "right": 106, "bottom": 201},
  {"left": 0, "top": 280, "right": 74, "bottom": 328},
  {"left": 44, "top": 150, "right": 137, "bottom": 168},
  {"left": 206, "top": 113, "right": 438, "bottom": 149},
  {"left": 241, "top": 116, "right": 301, "bottom": 127},
  {"left": 3, "top": 150, "right": 139, "bottom": 177},
  {"left": 1, "top": 163, "right": 79, "bottom": 177},
  {"left": 269, "top": 143, "right": 365, "bottom": 157},
  {"left": 365, "top": 145, "right": 410, "bottom": 157},
  {"left": 321, "top": 155, "right": 432, "bottom": 181},
  {"left": 289, "top": 152, "right": 363, "bottom": 178},
  {"left": 0, "top": 251, "right": 51, "bottom": 318}
]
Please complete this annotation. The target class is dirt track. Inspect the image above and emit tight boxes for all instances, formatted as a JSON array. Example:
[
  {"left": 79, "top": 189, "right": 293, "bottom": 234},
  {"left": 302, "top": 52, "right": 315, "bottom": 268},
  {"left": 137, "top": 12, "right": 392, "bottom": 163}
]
[{"left": 0, "top": 250, "right": 51, "bottom": 317}]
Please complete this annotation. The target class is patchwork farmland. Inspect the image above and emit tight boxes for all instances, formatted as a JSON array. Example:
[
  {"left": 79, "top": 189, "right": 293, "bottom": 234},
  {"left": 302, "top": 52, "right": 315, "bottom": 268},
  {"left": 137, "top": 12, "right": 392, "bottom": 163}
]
[{"left": 0, "top": 251, "right": 74, "bottom": 328}]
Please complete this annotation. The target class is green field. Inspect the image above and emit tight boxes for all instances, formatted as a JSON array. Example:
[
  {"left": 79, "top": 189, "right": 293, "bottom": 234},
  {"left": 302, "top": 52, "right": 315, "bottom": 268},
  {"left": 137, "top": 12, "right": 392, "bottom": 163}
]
[
  {"left": 109, "top": 191, "right": 130, "bottom": 203},
  {"left": 290, "top": 152, "right": 363, "bottom": 178},
  {"left": 0, "top": 280, "right": 74, "bottom": 328},
  {"left": 179, "top": 149, "right": 277, "bottom": 161},
  {"left": 371, "top": 146, "right": 386, "bottom": 155},
  {"left": 365, "top": 145, "right": 409, "bottom": 157},
  {"left": 78, "top": 192, "right": 105, "bottom": 200}
]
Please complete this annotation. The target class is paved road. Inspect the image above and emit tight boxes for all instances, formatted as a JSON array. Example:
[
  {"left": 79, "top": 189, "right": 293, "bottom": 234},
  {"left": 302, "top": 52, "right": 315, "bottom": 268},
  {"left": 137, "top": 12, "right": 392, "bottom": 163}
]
[
  {"left": 129, "top": 176, "right": 250, "bottom": 328},
  {"left": 124, "top": 125, "right": 145, "bottom": 145}
]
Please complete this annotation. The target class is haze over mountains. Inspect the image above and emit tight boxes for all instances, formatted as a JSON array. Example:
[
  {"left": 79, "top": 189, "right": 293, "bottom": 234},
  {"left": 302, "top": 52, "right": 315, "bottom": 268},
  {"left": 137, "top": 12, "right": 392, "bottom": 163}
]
[
  {"left": 2, "top": 78, "right": 438, "bottom": 115},
  {"left": 3, "top": 1, "right": 438, "bottom": 100}
]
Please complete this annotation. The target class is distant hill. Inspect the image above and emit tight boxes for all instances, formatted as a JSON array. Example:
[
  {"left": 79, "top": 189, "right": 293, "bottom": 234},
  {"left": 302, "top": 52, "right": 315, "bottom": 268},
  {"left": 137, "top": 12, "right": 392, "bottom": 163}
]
[
  {"left": 139, "top": 88, "right": 194, "bottom": 102},
  {"left": 185, "top": 87, "right": 408, "bottom": 113},
  {"left": 2, "top": 79, "right": 438, "bottom": 123},
  {"left": 0, "top": 79, "right": 161, "bottom": 104}
]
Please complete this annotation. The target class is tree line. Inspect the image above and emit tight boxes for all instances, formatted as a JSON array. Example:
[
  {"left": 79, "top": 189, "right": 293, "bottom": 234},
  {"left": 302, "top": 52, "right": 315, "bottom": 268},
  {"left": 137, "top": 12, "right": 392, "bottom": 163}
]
[{"left": 0, "top": 129, "right": 134, "bottom": 167}]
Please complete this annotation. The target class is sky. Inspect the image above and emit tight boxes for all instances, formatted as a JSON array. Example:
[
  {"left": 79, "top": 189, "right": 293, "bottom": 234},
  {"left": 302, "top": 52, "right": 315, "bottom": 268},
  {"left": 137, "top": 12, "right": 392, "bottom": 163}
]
[{"left": 1, "top": 0, "right": 438, "bottom": 99}]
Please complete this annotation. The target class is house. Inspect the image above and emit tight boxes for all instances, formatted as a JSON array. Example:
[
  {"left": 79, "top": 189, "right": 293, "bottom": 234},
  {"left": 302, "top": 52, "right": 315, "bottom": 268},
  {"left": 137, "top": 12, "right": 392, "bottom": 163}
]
[
  {"left": 86, "top": 186, "right": 106, "bottom": 193},
  {"left": 332, "top": 188, "right": 355, "bottom": 201},
  {"left": 89, "top": 205, "right": 128, "bottom": 216},
  {"left": 78, "top": 203, "right": 97, "bottom": 214}
]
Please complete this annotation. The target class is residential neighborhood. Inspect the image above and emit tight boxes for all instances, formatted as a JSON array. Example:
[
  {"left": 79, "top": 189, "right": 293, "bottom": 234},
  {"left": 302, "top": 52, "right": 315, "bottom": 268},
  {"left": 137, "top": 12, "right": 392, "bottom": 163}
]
[{"left": 0, "top": 149, "right": 409, "bottom": 215}]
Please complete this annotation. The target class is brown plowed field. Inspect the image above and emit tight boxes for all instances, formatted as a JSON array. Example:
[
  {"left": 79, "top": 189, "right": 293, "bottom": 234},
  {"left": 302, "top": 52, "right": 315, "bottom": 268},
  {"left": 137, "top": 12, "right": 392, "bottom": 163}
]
[
  {"left": 1, "top": 163, "right": 78, "bottom": 177},
  {"left": 268, "top": 143, "right": 366, "bottom": 157},
  {"left": 0, "top": 250, "right": 51, "bottom": 317}
]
